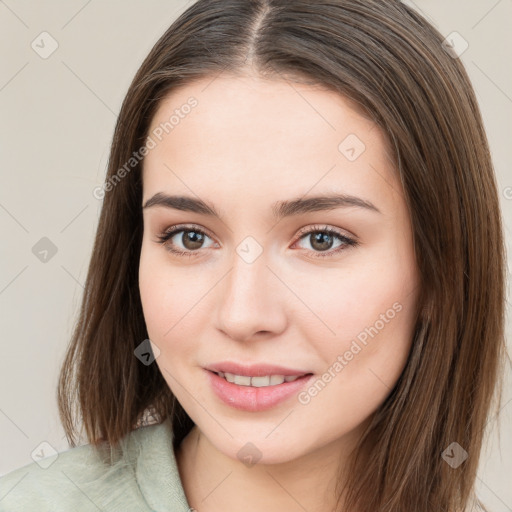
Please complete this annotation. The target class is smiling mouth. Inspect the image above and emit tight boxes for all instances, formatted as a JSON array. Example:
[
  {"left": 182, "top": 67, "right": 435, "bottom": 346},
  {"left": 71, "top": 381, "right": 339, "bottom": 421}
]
[{"left": 211, "top": 370, "right": 313, "bottom": 388}]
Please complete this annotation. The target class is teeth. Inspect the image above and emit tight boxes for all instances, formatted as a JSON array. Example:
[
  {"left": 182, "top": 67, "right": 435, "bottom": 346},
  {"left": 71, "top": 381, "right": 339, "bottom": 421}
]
[
  {"left": 217, "top": 372, "right": 303, "bottom": 387},
  {"left": 252, "top": 376, "right": 272, "bottom": 387}
]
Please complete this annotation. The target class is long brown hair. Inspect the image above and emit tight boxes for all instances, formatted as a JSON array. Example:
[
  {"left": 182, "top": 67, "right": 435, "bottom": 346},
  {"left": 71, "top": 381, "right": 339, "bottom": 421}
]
[{"left": 57, "top": 1, "right": 507, "bottom": 510}]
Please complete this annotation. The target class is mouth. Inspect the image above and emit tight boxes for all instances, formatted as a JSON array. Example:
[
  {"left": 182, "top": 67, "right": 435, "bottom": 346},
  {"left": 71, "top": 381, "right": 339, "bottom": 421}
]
[
  {"left": 205, "top": 366, "right": 315, "bottom": 412},
  {"left": 210, "top": 370, "right": 313, "bottom": 388}
]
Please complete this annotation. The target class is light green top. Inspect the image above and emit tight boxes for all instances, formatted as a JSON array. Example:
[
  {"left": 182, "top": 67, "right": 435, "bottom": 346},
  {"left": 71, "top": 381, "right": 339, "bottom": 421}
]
[
  {"left": 0, "top": 418, "right": 192, "bottom": 511},
  {"left": 0, "top": 418, "right": 488, "bottom": 512}
]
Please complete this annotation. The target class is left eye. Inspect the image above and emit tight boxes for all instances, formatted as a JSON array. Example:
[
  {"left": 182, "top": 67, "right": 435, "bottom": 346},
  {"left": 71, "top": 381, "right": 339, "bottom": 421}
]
[
  {"left": 156, "top": 224, "right": 358, "bottom": 258},
  {"left": 293, "top": 227, "right": 358, "bottom": 257}
]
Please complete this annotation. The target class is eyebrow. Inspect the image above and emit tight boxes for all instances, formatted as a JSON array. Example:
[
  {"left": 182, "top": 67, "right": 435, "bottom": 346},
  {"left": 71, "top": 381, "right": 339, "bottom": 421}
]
[{"left": 142, "top": 192, "right": 381, "bottom": 219}]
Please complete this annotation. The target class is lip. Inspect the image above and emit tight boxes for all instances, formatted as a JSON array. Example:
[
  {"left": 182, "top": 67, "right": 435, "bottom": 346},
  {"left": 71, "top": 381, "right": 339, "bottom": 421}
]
[
  {"left": 205, "top": 368, "right": 314, "bottom": 412},
  {"left": 204, "top": 361, "right": 310, "bottom": 377}
]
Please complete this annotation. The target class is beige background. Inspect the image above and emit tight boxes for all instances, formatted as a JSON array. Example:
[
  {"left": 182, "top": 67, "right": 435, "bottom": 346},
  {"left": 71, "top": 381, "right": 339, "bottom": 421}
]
[{"left": 0, "top": 0, "right": 511, "bottom": 509}]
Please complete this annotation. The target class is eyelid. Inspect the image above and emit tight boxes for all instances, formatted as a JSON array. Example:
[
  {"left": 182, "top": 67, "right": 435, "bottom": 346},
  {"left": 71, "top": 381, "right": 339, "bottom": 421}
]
[
  {"left": 157, "top": 223, "right": 216, "bottom": 241},
  {"left": 156, "top": 222, "right": 358, "bottom": 258},
  {"left": 290, "top": 224, "right": 359, "bottom": 259},
  {"left": 294, "top": 223, "right": 357, "bottom": 243},
  {"left": 157, "top": 223, "right": 356, "bottom": 243}
]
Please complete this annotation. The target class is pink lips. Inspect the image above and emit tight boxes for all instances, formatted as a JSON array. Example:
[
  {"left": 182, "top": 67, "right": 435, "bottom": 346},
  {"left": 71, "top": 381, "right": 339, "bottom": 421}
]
[
  {"left": 204, "top": 361, "right": 314, "bottom": 412},
  {"left": 205, "top": 361, "right": 310, "bottom": 377}
]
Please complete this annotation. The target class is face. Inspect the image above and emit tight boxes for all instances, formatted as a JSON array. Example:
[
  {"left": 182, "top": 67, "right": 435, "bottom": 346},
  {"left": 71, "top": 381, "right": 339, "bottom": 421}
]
[{"left": 139, "top": 73, "right": 420, "bottom": 465}]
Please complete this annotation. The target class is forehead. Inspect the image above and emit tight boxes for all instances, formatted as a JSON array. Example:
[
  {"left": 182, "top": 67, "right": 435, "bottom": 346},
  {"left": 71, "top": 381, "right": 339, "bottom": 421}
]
[{"left": 142, "top": 74, "right": 400, "bottom": 210}]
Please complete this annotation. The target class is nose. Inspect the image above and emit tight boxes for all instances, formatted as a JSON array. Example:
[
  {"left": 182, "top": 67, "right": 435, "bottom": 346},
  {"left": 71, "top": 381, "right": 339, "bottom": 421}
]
[{"left": 214, "top": 249, "right": 287, "bottom": 343}]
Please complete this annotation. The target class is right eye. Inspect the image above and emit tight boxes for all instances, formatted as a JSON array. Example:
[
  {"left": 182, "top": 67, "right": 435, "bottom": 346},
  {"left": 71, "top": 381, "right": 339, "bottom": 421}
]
[{"left": 156, "top": 224, "right": 217, "bottom": 257}]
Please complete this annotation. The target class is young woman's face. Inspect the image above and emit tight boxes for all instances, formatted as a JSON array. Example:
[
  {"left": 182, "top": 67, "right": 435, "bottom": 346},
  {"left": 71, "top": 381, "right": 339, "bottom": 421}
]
[{"left": 139, "top": 74, "right": 420, "bottom": 464}]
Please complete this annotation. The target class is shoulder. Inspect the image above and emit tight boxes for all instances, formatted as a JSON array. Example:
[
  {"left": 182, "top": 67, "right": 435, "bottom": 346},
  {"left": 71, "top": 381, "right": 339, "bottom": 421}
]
[
  {"left": 0, "top": 419, "right": 189, "bottom": 512},
  {"left": 0, "top": 441, "right": 118, "bottom": 511}
]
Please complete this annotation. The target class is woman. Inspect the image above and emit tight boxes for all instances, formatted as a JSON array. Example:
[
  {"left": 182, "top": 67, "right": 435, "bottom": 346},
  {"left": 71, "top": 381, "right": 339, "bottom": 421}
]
[{"left": 0, "top": 1, "right": 506, "bottom": 511}]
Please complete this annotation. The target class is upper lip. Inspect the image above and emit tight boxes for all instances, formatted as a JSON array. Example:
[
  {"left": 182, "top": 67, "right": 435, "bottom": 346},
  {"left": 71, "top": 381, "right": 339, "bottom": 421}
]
[{"left": 205, "top": 362, "right": 312, "bottom": 377}]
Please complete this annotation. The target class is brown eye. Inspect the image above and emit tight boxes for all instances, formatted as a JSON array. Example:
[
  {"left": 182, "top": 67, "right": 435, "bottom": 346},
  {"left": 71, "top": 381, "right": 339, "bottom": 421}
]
[
  {"left": 309, "top": 232, "right": 336, "bottom": 252},
  {"left": 156, "top": 225, "right": 216, "bottom": 256},
  {"left": 179, "top": 230, "right": 206, "bottom": 250},
  {"left": 294, "top": 225, "right": 358, "bottom": 259}
]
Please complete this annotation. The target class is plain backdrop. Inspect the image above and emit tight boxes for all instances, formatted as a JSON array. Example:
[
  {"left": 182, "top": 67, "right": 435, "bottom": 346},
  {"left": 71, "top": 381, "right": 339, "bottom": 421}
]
[{"left": 1, "top": 0, "right": 511, "bottom": 510}]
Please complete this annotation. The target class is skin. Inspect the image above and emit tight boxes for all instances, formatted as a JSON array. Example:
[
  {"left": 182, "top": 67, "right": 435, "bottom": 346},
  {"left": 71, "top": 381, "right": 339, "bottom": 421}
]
[{"left": 138, "top": 72, "right": 420, "bottom": 512}]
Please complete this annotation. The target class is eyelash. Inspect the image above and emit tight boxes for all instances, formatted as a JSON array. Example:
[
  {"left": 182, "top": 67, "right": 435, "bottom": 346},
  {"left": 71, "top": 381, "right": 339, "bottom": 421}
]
[{"left": 155, "top": 223, "right": 359, "bottom": 259}]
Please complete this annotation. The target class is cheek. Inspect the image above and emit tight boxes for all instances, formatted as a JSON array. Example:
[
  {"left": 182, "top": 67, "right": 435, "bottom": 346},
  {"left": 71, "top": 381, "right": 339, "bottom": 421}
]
[
  {"left": 139, "top": 245, "right": 184, "bottom": 343},
  {"left": 139, "top": 251, "right": 166, "bottom": 335},
  {"left": 305, "top": 243, "right": 418, "bottom": 387},
  {"left": 309, "top": 261, "right": 416, "bottom": 346},
  {"left": 317, "top": 290, "right": 415, "bottom": 390},
  {"left": 138, "top": 245, "right": 211, "bottom": 363},
  {"left": 298, "top": 296, "right": 415, "bottom": 434}
]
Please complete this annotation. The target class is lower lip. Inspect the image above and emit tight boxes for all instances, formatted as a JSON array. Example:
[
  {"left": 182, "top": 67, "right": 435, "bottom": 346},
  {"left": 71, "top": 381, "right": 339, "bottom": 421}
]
[{"left": 205, "top": 370, "right": 314, "bottom": 412}]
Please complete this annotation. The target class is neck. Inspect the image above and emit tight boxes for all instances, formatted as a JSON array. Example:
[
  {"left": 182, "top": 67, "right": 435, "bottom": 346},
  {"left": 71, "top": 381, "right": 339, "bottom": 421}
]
[{"left": 175, "top": 424, "right": 364, "bottom": 512}]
